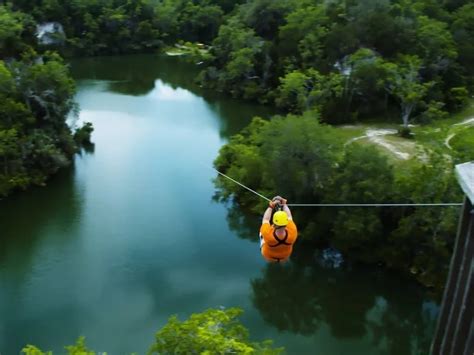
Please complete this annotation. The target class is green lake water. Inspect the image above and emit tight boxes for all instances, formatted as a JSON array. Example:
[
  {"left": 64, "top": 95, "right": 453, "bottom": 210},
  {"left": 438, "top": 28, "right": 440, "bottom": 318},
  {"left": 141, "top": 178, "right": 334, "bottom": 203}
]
[{"left": 0, "top": 55, "right": 438, "bottom": 354}]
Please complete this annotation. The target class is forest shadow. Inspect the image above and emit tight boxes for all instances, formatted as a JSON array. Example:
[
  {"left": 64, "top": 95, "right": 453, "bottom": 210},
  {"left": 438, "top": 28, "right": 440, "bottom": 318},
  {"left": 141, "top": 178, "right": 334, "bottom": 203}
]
[
  {"left": 250, "top": 251, "right": 438, "bottom": 355},
  {"left": 0, "top": 165, "right": 83, "bottom": 277}
]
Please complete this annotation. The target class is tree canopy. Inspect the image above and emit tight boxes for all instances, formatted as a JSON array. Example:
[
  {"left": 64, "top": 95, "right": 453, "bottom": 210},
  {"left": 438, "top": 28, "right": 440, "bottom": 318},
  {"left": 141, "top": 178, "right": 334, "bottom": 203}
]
[
  {"left": 194, "top": 0, "right": 473, "bottom": 124},
  {"left": 21, "top": 308, "right": 283, "bottom": 355},
  {"left": 6, "top": 0, "right": 474, "bottom": 124},
  {"left": 214, "top": 113, "right": 463, "bottom": 291},
  {"left": 0, "top": 6, "right": 91, "bottom": 197}
]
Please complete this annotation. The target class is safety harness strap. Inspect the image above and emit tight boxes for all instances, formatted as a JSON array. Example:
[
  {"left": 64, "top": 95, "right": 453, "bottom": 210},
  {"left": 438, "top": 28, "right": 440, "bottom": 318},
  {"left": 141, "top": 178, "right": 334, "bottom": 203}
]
[{"left": 268, "top": 229, "right": 291, "bottom": 247}]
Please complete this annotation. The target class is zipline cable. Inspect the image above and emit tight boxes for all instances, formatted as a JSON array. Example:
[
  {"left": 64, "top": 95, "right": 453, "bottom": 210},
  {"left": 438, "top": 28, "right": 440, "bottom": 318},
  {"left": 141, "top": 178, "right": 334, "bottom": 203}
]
[
  {"left": 206, "top": 164, "right": 463, "bottom": 207},
  {"left": 209, "top": 165, "right": 272, "bottom": 202},
  {"left": 287, "top": 203, "right": 463, "bottom": 207}
]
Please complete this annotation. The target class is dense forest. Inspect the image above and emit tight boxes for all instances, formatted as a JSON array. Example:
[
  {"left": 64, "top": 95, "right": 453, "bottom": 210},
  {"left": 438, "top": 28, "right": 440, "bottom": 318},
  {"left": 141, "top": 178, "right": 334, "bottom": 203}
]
[
  {"left": 214, "top": 115, "right": 462, "bottom": 291},
  {"left": 11, "top": 0, "right": 474, "bottom": 125},
  {"left": 0, "top": 5, "right": 92, "bottom": 197},
  {"left": 1, "top": 0, "right": 473, "bottom": 291},
  {"left": 199, "top": 0, "right": 474, "bottom": 125}
]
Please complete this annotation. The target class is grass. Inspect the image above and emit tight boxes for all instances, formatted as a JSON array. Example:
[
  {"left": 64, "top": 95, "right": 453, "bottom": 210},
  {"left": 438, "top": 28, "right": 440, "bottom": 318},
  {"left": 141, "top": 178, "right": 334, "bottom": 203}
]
[
  {"left": 334, "top": 100, "right": 474, "bottom": 164},
  {"left": 450, "top": 126, "right": 474, "bottom": 159},
  {"left": 333, "top": 125, "right": 366, "bottom": 141},
  {"left": 414, "top": 101, "right": 474, "bottom": 157}
]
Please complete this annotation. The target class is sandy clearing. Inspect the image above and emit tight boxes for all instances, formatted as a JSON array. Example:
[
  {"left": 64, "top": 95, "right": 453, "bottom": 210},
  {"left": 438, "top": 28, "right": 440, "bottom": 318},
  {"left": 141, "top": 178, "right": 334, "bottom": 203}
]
[{"left": 345, "top": 128, "right": 413, "bottom": 160}]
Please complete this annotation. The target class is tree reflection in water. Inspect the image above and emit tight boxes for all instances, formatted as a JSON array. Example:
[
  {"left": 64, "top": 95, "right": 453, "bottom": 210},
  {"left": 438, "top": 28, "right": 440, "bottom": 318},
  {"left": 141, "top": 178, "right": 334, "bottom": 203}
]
[
  {"left": 250, "top": 252, "right": 438, "bottom": 355},
  {"left": 221, "top": 199, "right": 261, "bottom": 241}
]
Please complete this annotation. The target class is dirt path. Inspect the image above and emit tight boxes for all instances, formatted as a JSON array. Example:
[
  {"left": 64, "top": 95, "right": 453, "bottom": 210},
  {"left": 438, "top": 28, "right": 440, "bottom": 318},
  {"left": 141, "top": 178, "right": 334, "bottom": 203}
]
[
  {"left": 445, "top": 133, "right": 456, "bottom": 150},
  {"left": 346, "top": 128, "right": 413, "bottom": 160},
  {"left": 453, "top": 117, "right": 474, "bottom": 126},
  {"left": 445, "top": 117, "right": 474, "bottom": 150}
]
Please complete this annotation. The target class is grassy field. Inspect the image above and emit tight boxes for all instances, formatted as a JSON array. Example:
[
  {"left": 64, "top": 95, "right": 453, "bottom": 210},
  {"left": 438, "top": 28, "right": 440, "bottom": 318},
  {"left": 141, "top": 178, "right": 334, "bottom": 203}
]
[{"left": 337, "top": 101, "right": 474, "bottom": 166}]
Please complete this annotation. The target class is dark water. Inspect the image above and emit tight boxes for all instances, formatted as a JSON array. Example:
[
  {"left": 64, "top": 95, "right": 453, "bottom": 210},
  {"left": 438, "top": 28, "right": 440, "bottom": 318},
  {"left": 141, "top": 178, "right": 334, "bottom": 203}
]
[{"left": 0, "top": 55, "right": 438, "bottom": 354}]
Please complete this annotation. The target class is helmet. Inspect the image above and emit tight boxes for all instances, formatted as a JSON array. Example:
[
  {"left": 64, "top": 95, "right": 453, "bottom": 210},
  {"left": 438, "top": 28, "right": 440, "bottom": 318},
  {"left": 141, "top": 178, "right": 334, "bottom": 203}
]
[{"left": 273, "top": 211, "right": 289, "bottom": 227}]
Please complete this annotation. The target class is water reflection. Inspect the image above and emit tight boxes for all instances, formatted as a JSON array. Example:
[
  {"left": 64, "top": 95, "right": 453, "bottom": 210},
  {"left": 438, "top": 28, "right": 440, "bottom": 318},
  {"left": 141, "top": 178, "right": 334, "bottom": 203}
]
[
  {"left": 218, "top": 200, "right": 261, "bottom": 241},
  {"left": 0, "top": 167, "right": 81, "bottom": 263},
  {"left": 250, "top": 256, "right": 438, "bottom": 354},
  {"left": 80, "top": 142, "right": 95, "bottom": 154},
  {"left": 0, "top": 167, "right": 83, "bottom": 352},
  {"left": 252, "top": 263, "right": 323, "bottom": 335},
  {"left": 152, "top": 80, "right": 195, "bottom": 102},
  {"left": 69, "top": 55, "right": 276, "bottom": 139}
]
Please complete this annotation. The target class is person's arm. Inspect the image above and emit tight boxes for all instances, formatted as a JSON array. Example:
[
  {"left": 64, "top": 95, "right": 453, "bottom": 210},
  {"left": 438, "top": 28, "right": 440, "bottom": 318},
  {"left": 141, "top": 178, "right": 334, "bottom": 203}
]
[
  {"left": 262, "top": 196, "right": 282, "bottom": 224},
  {"left": 262, "top": 206, "right": 272, "bottom": 224}
]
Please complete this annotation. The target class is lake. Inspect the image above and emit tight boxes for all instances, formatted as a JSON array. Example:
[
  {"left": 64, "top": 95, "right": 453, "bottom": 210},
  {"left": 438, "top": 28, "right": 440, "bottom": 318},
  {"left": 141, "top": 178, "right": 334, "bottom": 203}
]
[{"left": 0, "top": 54, "right": 438, "bottom": 354}]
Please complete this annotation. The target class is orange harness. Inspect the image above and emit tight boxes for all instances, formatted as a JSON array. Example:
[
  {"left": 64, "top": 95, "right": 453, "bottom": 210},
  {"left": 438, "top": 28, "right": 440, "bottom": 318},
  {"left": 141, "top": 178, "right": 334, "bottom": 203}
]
[{"left": 260, "top": 221, "right": 298, "bottom": 262}]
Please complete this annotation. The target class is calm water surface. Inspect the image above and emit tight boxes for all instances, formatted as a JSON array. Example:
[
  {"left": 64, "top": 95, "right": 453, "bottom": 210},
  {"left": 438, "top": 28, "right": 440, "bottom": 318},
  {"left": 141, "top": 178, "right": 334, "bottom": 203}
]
[{"left": 0, "top": 55, "right": 438, "bottom": 354}]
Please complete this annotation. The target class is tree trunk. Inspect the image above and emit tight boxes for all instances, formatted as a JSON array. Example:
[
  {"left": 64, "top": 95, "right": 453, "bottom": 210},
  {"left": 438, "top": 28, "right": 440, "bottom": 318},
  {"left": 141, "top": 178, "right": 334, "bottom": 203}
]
[{"left": 402, "top": 102, "right": 414, "bottom": 128}]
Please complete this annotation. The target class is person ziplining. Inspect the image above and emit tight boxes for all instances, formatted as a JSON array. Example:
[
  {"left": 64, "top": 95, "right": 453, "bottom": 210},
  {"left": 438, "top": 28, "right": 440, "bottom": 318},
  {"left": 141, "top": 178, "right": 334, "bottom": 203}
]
[
  {"left": 259, "top": 196, "right": 298, "bottom": 263},
  {"left": 206, "top": 165, "right": 461, "bottom": 262}
]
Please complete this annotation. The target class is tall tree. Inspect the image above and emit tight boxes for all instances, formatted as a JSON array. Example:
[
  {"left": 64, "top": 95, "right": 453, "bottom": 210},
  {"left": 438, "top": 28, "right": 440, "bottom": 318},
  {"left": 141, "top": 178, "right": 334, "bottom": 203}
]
[{"left": 384, "top": 55, "right": 432, "bottom": 128}]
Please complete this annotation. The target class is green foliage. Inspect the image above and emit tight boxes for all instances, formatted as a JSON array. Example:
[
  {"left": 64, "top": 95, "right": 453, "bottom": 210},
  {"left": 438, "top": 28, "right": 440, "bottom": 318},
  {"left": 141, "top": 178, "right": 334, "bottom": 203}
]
[
  {"left": 277, "top": 4, "right": 328, "bottom": 70},
  {"left": 22, "top": 337, "right": 98, "bottom": 355},
  {"left": 276, "top": 69, "right": 344, "bottom": 116},
  {"left": 74, "top": 121, "right": 94, "bottom": 146},
  {"left": 22, "top": 345, "right": 52, "bottom": 355},
  {"left": 342, "top": 48, "right": 389, "bottom": 117},
  {"left": 239, "top": 0, "right": 290, "bottom": 40},
  {"left": 449, "top": 86, "right": 469, "bottom": 109},
  {"left": 419, "top": 101, "right": 449, "bottom": 123},
  {"left": 398, "top": 126, "right": 413, "bottom": 138},
  {"left": 64, "top": 336, "right": 96, "bottom": 355},
  {"left": 0, "top": 24, "right": 81, "bottom": 197},
  {"left": 323, "top": 145, "right": 395, "bottom": 262},
  {"left": 192, "top": 0, "right": 473, "bottom": 123},
  {"left": 415, "top": 15, "right": 457, "bottom": 73},
  {"left": 21, "top": 309, "right": 281, "bottom": 354},
  {"left": 450, "top": 127, "right": 474, "bottom": 162},
  {"left": 7, "top": 0, "right": 474, "bottom": 123},
  {"left": 276, "top": 70, "right": 313, "bottom": 113},
  {"left": 0, "top": 5, "right": 31, "bottom": 57},
  {"left": 214, "top": 111, "right": 464, "bottom": 291},
  {"left": 214, "top": 113, "right": 344, "bottom": 212},
  {"left": 385, "top": 154, "right": 462, "bottom": 289},
  {"left": 200, "top": 21, "right": 269, "bottom": 99},
  {"left": 383, "top": 55, "right": 432, "bottom": 127},
  {"left": 149, "top": 308, "right": 283, "bottom": 354},
  {"left": 9, "top": 0, "right": 238, "bottom": 56},
  {"left": 451, "top": 3, "right": 474, "bottom": 80},
  {"left": 14, "top": 51, "right": 77, "bottom": 124}
]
